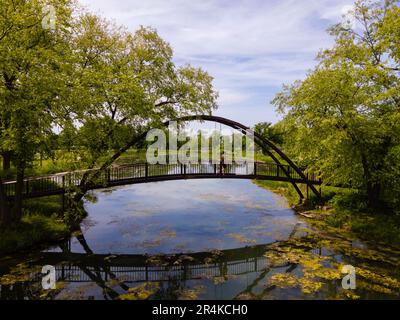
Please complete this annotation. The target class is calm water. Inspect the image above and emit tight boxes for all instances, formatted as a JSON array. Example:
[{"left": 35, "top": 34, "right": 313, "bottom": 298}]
[{"left": 0, "top": 179, "right": 399, "bottom": 300}]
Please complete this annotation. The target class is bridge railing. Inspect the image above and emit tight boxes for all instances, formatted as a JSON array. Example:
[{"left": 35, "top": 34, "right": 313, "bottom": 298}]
[
  {"left": 2, "top": 162, "right": 321, "bottom": 198},
  {"left": 51, "top": 256, "right": 268, "bottom": 283},
  {"left": 256, "top": 162, "right": 319, "bottom": 182}
]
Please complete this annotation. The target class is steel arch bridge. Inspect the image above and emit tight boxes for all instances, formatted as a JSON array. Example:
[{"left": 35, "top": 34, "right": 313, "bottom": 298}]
[{"left": 2, "top": 115, "right": 322, "bottom": 201}]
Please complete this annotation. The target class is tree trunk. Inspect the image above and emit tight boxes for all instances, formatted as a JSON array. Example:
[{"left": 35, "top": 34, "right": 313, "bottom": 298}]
[
  {"left": 12, "top": 165, "right": 25, "bottom": 223},
  {"left": 0, "top": 178, "right": 12, "bottom": 225},
  {"left": 2, "top": 152, "right": 11, "bottom": 171},
  {"left": 366, "top": 181, "right": 381, "bottom": 209},
  {"left": 361, "top": 154, "right": 380, "bottom": 209}
]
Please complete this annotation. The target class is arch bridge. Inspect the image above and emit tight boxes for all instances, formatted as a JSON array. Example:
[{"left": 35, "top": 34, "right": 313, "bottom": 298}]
[{"left": 2, "top": 115, "right": 322, "bottom": 201}]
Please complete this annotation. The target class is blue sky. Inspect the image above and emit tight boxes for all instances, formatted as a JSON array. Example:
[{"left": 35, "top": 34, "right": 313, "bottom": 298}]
[{"left": 78, "top": 0, "right": 355, "bottom": 126}]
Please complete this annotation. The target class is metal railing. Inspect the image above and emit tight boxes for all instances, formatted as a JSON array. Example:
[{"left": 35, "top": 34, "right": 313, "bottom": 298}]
[{"left": 2, "top": 162, "right": 321, "bottom": 198}]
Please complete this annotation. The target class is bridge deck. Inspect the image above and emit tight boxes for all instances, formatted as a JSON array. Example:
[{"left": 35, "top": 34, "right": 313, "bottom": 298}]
[{"left": 2, "top": 162, "right": 321, "bottom": 199}]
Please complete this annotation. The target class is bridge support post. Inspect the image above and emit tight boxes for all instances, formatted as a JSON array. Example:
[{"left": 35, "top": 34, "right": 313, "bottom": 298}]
[
  {"left": 107, "top": 169, "right": 111, "bottom": 183},
  {"left": 61, "top": 176, "right": 66, "bottom": 212}
]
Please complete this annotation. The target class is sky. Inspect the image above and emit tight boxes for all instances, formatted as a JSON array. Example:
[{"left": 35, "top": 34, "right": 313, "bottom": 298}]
[{"left": 78, "top": 0, "right": 355, "bottom": 126}]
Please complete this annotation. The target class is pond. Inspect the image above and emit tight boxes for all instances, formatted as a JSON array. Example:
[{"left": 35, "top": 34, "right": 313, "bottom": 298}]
[{"left": 0, "top": 179, "right": 399, "bottom": 300}]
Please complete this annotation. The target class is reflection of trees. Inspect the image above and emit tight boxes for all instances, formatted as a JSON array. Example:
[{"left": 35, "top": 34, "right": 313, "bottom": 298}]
[{"left": 233, "top": 263, "right": 298, "bottom": 300}]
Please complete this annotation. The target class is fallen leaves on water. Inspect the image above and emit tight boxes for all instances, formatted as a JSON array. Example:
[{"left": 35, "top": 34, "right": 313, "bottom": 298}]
[
  {"left": 227, "top": 233, "right": 257, "bottom": 244},
  {"left": 176, "top": 285, "right": 205, "bottom": 300},
  {"left": 118, "top": 283, "right": 159, "bottom": 300}
]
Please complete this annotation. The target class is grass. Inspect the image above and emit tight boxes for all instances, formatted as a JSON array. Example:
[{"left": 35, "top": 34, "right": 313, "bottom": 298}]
[
  {"left": 0, "top": 148, "right": 147, "bottom": 179},
  {"left": 253, "top": 179, "right": 302, "bottom": 206},
  {"left": 253, "top": 180, "right": 400, "bottom": 248},
  {"left": 0, "top": 196, "right": 79, "bottom": 255}
]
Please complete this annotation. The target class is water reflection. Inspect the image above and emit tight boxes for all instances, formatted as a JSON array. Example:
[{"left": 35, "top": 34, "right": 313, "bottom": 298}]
[
  {"left": 1, "top": 180, "right": 399, "bottom": 300},
  {"left": 0, "top": 231, "right": 297, "bottom": 300}
]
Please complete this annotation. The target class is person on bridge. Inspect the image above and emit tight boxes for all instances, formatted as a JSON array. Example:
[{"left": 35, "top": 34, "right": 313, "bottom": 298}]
[{"left": 220, "top": 152, "right": 226, "bottom": 175}]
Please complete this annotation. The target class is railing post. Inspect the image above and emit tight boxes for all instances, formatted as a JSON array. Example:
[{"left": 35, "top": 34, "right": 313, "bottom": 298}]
[
  {"left": 61, "top": 175, "right": 66, "bottom": 212},
  {"left": 25, "top": 179, "right": 29, "bottom": 195},
  {"left": 306, "top": 173, "right": 309, "bottom": 200},
  {"left": 184, "top": 164, "right": 187, "bottom": 175},
  {"left": 145, "top": 163, "right": 149, "bottom": 178},
  {"left": 277, "top": 164, "right": 280, "bottom": 177},
  {"left": 214, "top": 163, "right": 217, "bottom": 175},
  {"left": 254, "top": 162, "right": 257, "bottom": 176}
]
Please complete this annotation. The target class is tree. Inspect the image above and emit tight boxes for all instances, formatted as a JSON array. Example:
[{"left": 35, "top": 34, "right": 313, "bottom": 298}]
[
  {"left": 67, "top": 16, "right": 218, "bottom": 202},
  {"left": 0, "top": 0, "right": 76, "bottom": 224},
  {"left": 254, "top": 122, "right": 284, "bottom": 146},
  {"left": 0, "top": 1, "right": 218, "bottom": 224},
  {"left": 272, "top": 0, "right": 400, "bottom": 208}
]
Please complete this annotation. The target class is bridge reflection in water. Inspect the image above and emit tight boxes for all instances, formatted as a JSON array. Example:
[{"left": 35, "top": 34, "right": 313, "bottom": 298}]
[
  {"left": 0, "top": 229, "right": 303, "bottom": 300},
  {"left": 53, "top": 256, "right": 268, "bottom": 284}
]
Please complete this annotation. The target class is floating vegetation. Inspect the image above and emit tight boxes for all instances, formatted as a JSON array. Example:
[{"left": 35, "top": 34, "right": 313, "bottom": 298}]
[
  {"left": 262, "top": 224, "right": 400, "bottom": 299},
  {"left": 118, "top": 283, "right": 160, "bottom": 300},
  {"left": 159, "top": 229, "right": 177, "bottom": 239},
  {"left": 266, "top": 245, "right": 340, "bottom": 295},
  {"left": 0, "top": 263, "right": 41, "bottom": 286},
  {"left": 176, "top": 285, "right": 205, "bottom": 300},
  {"left": 227, "top": 233, "right": 257, "bottom": 244}
]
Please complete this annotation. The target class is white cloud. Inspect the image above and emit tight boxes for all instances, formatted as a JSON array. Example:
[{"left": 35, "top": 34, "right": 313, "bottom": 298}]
[{"left": 78, "top": 0, "right": 355, "bottom": 124}]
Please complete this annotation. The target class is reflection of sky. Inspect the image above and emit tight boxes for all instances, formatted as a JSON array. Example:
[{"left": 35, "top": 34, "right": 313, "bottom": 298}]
[{"left": 73, "top": 179, "right": 299, "bottom": 254}]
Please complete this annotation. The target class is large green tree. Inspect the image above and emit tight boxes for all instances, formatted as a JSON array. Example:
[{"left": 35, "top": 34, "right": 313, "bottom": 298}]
[
  {"left": 273, "top": 0, "right": 400, "bottom": 208},
  {"left": 0, "top": 0, "right": 75, "bottom": 224},
  {"left": 0, "top": 1, "right": 218, "bottom": 224},
  {"left": 65, "top": 14, "right": 218, "bottom": 202}
]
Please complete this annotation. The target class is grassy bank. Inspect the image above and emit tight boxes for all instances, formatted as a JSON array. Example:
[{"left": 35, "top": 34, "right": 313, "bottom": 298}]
[
  {"left": 0, "top": 196, "right": 84, "bottom": 255},
  {"left": 254, "top": 179, "right": 400, "bottom": 248}
]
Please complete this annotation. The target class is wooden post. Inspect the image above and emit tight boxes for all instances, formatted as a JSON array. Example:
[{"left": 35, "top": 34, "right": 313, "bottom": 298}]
[
  {"left": 145, "top": 163, "right": 149, "bottom": 178},
  {"left": 25, "top": 179, "right": 29, "bottom": 196},
  {"left": 254, "top": 162, "right": 257, "bottom": 176},
  {"left": 62, "top": 175, "right": 66, "bottom": 212},
  {"left": 306, "top": 173, "right": 309, "bottom": 200},
  {"left": 107, "top": 168, "right": 111, "bottom": 183}
]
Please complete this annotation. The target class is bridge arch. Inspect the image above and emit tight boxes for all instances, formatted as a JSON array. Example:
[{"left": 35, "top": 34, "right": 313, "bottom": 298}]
[
  {"left": 2, "top": 115, "right": 321, "bottom": 202},
  {"left": 129, "top": 115, "right": 321, "bottom": 201}
]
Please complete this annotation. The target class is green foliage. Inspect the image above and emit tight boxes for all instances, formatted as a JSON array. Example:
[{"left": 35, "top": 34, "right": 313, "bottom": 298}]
[
  {"left": 0, "top": 196, "right": 70, "bottom": 254},
  {"left": 329, "top": 192, "right": 369, "bottom": 213},
  {"left": 254, "top": 122, "right": 284, "bottom": 146},
  {"left": 0, "top": 0, "right": 218, "bottom": 222},
  {"left": 272, "top": 0, "right": 400, "bottom": 208},
  {"left": 253, "top": 180, "right": 301, "bottom": 206},
  {"left": 0, "top": 214, "right": 70, "bottom": 255}
]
